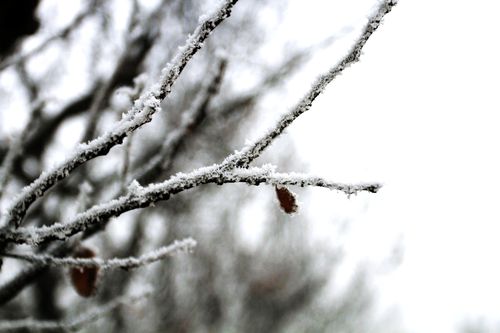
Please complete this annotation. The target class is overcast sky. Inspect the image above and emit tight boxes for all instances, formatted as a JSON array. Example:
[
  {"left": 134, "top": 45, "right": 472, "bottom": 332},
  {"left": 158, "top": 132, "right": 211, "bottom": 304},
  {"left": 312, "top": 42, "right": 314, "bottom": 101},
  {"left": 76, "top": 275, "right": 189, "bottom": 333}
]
[{"left": 275, "top": 0, "right": 500, "bottom": 332}]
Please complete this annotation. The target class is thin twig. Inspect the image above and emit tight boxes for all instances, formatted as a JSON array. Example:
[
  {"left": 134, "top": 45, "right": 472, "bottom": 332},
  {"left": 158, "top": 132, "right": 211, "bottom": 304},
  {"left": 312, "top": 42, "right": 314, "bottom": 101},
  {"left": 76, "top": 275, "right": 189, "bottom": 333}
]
[
  {"left": 1, "top": 238, "right": 196, "bottom": 270},
  {"left": 121, "top": 135, "right": 134, "bottom": 191},
  {"left": 0, "top": 290, "right": 151, "bottom": 332}
]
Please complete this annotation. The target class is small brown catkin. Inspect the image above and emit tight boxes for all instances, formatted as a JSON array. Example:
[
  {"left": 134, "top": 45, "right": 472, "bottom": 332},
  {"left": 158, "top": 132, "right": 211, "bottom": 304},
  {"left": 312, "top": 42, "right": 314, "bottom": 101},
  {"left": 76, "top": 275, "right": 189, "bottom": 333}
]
[
  {"left": 275, "top": 185, "right": 298, "bottom": 214},
  {"left": 69, "top": 246, "right": 99, "bottom": 298}
]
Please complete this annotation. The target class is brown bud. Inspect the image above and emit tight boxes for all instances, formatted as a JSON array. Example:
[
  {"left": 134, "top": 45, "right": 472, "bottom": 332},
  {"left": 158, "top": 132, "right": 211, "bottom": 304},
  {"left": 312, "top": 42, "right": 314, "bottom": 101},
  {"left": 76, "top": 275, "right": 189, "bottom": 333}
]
[
  {"left": 275, "top": 185, "right": 298, "bottom": 214},
  {"left": 69, "top": 246, "right": 99, "bottom": 297}
]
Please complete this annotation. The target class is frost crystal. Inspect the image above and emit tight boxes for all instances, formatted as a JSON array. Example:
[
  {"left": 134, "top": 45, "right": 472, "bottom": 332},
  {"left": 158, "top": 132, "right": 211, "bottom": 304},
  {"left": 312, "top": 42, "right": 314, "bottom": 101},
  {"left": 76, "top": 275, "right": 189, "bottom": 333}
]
[{"left": 127, "top": 180, "right": 143, "bottom": 195}]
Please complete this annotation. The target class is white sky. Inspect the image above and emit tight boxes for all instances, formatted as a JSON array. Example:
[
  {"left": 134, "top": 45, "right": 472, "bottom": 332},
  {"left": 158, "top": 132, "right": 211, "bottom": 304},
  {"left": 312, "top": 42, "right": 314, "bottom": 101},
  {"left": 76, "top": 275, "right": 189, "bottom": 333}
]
[{"left": 278, "top": 0, "right": 500, "bottom": 332}]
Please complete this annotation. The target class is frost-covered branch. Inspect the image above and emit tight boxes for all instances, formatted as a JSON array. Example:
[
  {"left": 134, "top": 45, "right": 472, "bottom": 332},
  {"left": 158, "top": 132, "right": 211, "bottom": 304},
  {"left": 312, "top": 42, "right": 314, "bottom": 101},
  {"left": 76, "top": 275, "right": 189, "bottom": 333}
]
[
  {"left": 1, "top": 238, "right": 196, "bottom": 270},
  {"left": 223, "top": 167, "right": 381, "bottom": 194},
  {"left": 221, "top": 0, "right": 397, "bottom": 170},
  {"left": 1, "top": 0, "right": 240, "bottom": 229},
  {"left": 0, "top": 290, "right": 151, "bottom": 332},
  {"left": 135, "top": 57, "right": 227, "bottom": 183},
  {"left": 0, "top": 165, "right": 380, "bottom": 245}
]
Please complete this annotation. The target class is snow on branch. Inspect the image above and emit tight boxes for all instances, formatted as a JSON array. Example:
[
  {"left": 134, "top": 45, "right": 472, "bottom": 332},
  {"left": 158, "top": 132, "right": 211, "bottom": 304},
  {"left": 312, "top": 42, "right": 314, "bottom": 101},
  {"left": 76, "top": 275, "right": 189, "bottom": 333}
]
[
  {"left": 221, "top": 166, "right": 381, "bottom": 194},
  {"left": 1, "top": 238, "right": 196, "bottom": 270},
  {"left": 0, "top": 165, "right": 380, "bottom": 246},
  {"left": 0, "top": 290, "right": 151, "bottom": 332},
  {"left": 221, "top": 0, "right": 398, "bottom": 170},
  {"left": 1, "top": 0, "right": 240, "bottom": 229},
  {"left": 151, "top": 1, "right": 237, "bottom": 101}
]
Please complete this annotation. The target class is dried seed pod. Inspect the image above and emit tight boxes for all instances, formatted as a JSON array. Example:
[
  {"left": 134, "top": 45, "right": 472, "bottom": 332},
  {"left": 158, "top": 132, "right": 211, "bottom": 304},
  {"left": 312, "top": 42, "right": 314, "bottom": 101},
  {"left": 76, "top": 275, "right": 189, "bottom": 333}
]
[
  {"left": 275, "top": 185, "right": 298, "bottom": 214},
  {"left": 69, "top": 246, "right": 99, "bottom": 297}
]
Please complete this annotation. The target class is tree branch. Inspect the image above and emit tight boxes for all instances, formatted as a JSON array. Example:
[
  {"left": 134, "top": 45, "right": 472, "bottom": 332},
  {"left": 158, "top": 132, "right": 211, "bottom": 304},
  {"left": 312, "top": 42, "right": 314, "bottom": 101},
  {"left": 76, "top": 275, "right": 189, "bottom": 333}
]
[
  {"left": 0, "top": 290, "right": 151, "bottom": 332},
  {"left": 1, "top": 238, "right": 196, "bottom": 270},
  {"left": 0, "top": 165, "right": 380, "bottom": 245}
]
